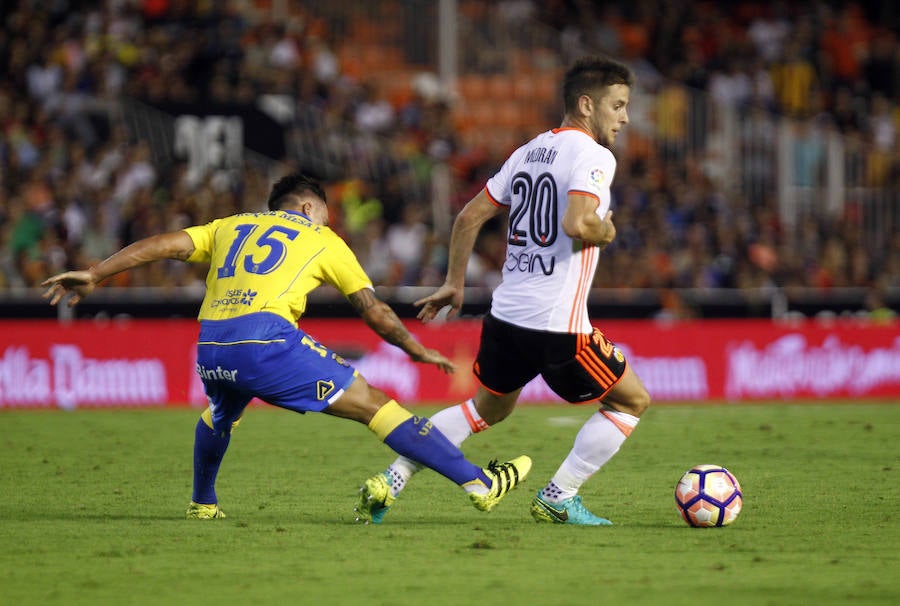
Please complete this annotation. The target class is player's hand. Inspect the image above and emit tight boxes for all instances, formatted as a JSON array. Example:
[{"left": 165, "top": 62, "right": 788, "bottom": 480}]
[
  {"left": 41, "top": 270, "right": 98, "bottom": 306},
  {"left": 410, "top": 347, "right": 457, "bottom": 375},
  {"left": 597, "top": 210, "right": 616, "bottom": 250},
  {"left": 414, "top": 283, "right": 464, "bottom": 323}
]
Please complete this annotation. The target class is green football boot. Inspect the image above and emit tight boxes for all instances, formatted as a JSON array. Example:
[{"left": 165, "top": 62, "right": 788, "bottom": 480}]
[
  {"left": 355, "top": 471, "right": 395, "bottom": 524},
  {"left": 530, "top": 492, "right": 612, "bottom": 526},
  {"left": 185, "top": 501, "right": 226, "bottom": 520}
]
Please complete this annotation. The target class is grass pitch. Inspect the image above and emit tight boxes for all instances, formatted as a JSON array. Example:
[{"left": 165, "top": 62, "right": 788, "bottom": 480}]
[{"left": 1, "top": 402, "right": 898, "bottom": 606}]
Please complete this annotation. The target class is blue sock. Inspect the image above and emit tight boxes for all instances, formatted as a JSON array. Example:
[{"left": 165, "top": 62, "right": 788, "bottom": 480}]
[
  {"left": 191, "top": 417, "right": 230, "bottom": 504},
  {"left": 382, "top": 416, "right": 491, "bottom": 487}
]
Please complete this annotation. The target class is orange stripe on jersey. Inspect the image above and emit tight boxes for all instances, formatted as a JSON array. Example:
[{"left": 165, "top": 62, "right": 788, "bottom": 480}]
[
  {"left": 601, "top": 409, "right": 634, "bottom": 437},
  {"left": 552, "top": 126, "right": 593, "bottom": 138},
  {"left": 567, "top": 248, "right": 586, "bottom": 331},
  {"left": 461, "top": 401, "right": 489, "bottom": 433},
  {"left": 585, "top": 245, "right": 597, "bottom": 320},
  {"left": 586, "top": 246, "right": 598, "bottom": 318},
  {"left": 568, "top": 244, "right": 596, "bottom": 332},
  {"left": 567, "top": 190, "right": 600, "bottom": 203},
  {"left": 484, "top": 187, "right": 504, "bottom": 207}
]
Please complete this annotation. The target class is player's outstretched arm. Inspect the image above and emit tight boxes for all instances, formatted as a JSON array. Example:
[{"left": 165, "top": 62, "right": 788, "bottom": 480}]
[
  {"left": 348, "top": 287, "right": 456, "bottom": 375},
  {"left": 42, "top": 231, "right": 196, "bottom": 306},
  {"left": 414, "top": 283, "right": 463, "bottom": 323},
  {"left": 415, "top": 189, "right": 505, "bottom": 322}
]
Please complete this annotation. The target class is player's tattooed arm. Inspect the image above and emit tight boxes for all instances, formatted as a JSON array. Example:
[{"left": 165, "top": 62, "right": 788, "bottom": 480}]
[
  {"left": 349, "top": 288, "right": 424, "bottom": 357},
  {"left": 347, "top": 288, "right": 378, "bottom": 313},
  {"left": 348, "top": 287, "right": 457, "bottom": 373}
]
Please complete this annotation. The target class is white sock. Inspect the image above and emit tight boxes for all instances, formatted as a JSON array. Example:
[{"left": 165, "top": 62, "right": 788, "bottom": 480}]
[
  {"left": 541, "top": 408, "right": 639, "bottom": 503},
  {"left": 385, "top": 399, "right": 489, "bottom": 497}
]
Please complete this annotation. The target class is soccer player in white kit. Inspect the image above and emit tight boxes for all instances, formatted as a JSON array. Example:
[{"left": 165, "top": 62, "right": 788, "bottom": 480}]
[{"left": 363, "top": 55, "right": 651, "bottom": 525}]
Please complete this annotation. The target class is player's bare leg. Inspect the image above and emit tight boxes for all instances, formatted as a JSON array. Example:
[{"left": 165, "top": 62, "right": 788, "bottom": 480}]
[
  {"left": 600, "top": 365, "right": 651, "bottom": 417},
  {"left": 533, "top": 366, "right": 651, "bottom": 525}
]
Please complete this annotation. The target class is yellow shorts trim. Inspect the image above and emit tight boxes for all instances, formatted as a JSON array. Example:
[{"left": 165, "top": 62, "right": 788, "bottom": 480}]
[{"left": 367, "top": 400, "right": 412, "bottom": 441}]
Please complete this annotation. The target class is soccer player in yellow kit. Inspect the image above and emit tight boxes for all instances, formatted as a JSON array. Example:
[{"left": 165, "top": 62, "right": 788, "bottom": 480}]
[{"left": 42, "top": 173, "right": 530, "bottom": 521}]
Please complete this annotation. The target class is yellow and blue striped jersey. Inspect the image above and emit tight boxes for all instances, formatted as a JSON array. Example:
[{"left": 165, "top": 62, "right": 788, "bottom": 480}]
[{"left": 183, "top": 210, "right": 372, "bottom": 323}]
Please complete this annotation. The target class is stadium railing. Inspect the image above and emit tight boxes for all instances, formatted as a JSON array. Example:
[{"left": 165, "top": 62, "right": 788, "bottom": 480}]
[{"left": 2, "top": 285, "right": 896, "bottom": 322}]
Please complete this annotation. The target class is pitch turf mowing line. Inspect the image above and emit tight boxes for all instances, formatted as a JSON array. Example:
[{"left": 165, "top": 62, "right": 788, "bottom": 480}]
[{"left": 0, "top": 403, "right": 897, "bottom": 605}]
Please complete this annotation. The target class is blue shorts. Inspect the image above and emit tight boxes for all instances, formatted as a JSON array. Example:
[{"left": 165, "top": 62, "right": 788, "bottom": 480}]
[{"left": 196, "top": 313, "right": 358, "bottom": 434}]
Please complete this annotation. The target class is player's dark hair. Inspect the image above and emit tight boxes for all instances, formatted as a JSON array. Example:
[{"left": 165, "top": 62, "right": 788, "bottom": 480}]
[
  {"left": 267, "top": 174, "right": 327, "bottom": 211},
  {"left": 562, "top": 55, "right": 635, "bottom": 114}
]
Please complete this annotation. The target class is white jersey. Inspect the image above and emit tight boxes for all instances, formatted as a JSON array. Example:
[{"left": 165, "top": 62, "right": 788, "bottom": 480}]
[{"left": 485, "top": 127, "right": 616, "bottom": 334}]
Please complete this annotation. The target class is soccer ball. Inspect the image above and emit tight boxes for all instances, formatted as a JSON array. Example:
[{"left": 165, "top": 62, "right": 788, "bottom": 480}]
[{"left": 674, "top": 465, "right": 742, "bottom": 527}]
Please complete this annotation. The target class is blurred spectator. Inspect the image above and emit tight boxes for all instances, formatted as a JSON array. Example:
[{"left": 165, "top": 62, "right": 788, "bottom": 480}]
[
  {"left": 385, "top": 203, "right": 429, "bottom": 285},
  {"left": 709, "top": 59, "right": 753, "bottom": 111},
  {"left": 355, "top": 80, "right": 396, "bottom": 135},
  {"left": 747, "top": 4, "right": 790, "bottom": 64},
  {"left": 770, "top": 39, "right": 817, "bottom": 118},
  {"left": 819, "top": 4, "right": 870, "bottom": 90},
  {"left": 355, "top": 217, "right": 392, "bottom": 286}
]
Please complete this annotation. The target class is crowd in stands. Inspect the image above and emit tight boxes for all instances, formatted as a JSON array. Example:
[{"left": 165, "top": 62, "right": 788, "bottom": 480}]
[{"left": 0, "top": 1, "right": 897, "bottom": 313}]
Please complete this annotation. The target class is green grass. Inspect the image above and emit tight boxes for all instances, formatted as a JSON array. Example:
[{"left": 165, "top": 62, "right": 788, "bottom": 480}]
[{"left": 1, "top": 403, "right": 898, "bottom": 606}]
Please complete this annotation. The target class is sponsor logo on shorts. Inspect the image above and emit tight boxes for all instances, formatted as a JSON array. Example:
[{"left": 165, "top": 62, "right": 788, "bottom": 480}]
[{"left": 196, "top": 364, "right": 239, "bottom": 382}]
